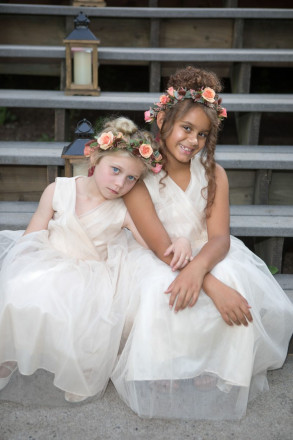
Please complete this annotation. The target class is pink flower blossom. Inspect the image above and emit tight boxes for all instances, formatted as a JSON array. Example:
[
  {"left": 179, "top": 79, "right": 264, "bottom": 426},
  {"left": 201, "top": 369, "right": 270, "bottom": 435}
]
[
  {"left": 160, "top": 94, "right": 170, "bottom": 105},
  {"left": 83, "top": 145, "right": 91, "bottom": 157},
  {"left": 219, "top": 107, "right": 227, "bottom": 118},
  {"left": 139, "top": 144, "right": 153, "bottom": 158},
  {"left": 97, "top": 131, "right": 114, "bottom": 150},
  {"left": 202, "top": 87, "right": 216, "bottom": 103},
  {"left": 151, "top": 163, "right": 163, "bottom": 173},
  {"left": 144, "top": 110, "right": 153, "bottom": 123},
  {"left": 167, "top": 87, "right": 175, "bottom": 97}
]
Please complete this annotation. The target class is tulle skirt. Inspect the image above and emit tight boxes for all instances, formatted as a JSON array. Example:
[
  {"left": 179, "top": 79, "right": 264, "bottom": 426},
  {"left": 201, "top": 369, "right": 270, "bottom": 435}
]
[
  {"left": 0, "top": 229, "right": 130, "bottom": 399},
  {"left": 112, "top": 236, "right": 293, "bottom": 420}
]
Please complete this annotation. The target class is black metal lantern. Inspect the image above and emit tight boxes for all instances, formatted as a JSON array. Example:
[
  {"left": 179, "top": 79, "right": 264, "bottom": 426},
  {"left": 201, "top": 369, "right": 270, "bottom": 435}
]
[
  {"left": 63, "top": 12, "right": 100, "bottom": 96},
  {"left": 62, "top": 119, "right": 94, "bottom": 176}
]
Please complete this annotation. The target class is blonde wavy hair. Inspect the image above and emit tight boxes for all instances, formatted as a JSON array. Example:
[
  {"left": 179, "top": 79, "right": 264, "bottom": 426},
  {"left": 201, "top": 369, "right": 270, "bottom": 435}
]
[{"left": 89, "top": 117, "right": 160, "bottom": 178}]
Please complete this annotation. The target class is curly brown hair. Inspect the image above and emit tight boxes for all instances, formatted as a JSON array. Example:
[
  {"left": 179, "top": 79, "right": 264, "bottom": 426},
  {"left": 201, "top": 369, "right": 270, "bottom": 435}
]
[{"left": 160, "top": 66, "right": 224, "bottom": 216}]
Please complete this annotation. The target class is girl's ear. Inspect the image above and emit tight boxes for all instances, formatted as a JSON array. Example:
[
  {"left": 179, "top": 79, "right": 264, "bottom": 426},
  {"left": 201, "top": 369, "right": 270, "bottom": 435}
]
[{"left": 156, "top": 111, "right": 165, "bottom": 130}]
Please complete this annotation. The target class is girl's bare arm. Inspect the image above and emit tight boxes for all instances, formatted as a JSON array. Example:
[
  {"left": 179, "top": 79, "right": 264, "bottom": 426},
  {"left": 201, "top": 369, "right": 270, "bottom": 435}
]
[
  {"left": 123, "top": 181, "right": 173, "bottom": 263},
  {"left": 24, "top": 182, "right": 55, "bottom": 235},
  {"left": 124, "top": 176, "right": 252, "bottom": 325}
]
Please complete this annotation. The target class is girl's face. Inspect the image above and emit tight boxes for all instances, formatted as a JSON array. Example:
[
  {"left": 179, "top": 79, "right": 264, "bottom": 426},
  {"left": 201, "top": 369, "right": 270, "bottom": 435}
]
[
  {"left": 159, "top": 105, "right": 211, "bottom": 166},
  {"left": 92, "top": 153, "right": 146, "bottom": 200}
]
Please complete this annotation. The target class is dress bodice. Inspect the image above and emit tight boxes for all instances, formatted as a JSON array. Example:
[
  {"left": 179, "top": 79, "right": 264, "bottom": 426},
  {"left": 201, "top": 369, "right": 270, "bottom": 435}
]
[
  {"left": 48, "top": 177, "right": 127, "bottom": 260},
  {"left": 143, "top": 156, "right": 208, "bottom": 249}
]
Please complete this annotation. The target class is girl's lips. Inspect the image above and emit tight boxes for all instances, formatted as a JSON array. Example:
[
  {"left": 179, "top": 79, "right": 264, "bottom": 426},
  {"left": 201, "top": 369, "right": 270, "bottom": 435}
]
[
  {"left": 179, "top": 144, "right": 194, "bottom": 154},
  {"left": 107, "top": 188, "right": 119, "bottom": 195}
]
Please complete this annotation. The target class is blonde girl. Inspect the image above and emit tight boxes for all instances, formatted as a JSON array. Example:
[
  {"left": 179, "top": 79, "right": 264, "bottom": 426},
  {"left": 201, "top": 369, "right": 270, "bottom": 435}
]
[{"left": 0, "top": 117, "right": 168, "bottom": 404}]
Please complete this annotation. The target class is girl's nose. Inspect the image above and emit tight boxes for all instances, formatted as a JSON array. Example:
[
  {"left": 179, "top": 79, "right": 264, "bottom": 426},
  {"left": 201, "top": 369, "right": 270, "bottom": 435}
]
[
  {"left": 114, "top": 176, "right": 125, "bottom": 188},
  {"left": 188, "top": 134, "right": 198, "bottom": 145}
]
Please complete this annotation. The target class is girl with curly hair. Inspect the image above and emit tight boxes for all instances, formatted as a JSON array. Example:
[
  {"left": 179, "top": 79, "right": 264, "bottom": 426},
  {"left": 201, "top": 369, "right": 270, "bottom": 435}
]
[{"left": 112, "top": 67, "right": 293, "bottom": 420}]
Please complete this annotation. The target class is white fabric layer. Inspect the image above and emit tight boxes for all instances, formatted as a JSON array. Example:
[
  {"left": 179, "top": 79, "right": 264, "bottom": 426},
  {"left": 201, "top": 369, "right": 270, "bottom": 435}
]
[
  {"left": 111, "top": 155, "right": 293, "bottom": 420},
  {"left": 0, "top": 177, "right": 130, "bottom": 399}
]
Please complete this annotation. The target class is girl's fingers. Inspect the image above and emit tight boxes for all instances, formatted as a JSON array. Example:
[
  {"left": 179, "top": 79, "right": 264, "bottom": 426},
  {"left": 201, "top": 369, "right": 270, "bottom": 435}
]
[
  {"left": 222, "top": 313, "right": 233, "bottom": 326},
  {"left": 168, "top": 290, "right": 178, "bottom": 309},
  {"left": 169, "top": 287, "right": 185, "bottom": 311},
  {"left": 164, "top": 244, "right": 174, "bottom": 256},
  {"left": 242, "top": 306, "right": 253, "bottom": 322},
  {"left": 165, "top": 281, "right": 174, "bottom": 294},
  {"left": 188, "top": 291, "right": 199, "bottom": 308},
  {"left": 172, "top": 254, "right": 189, "bottom": 270},
  {"left": 182, "top": 290, "right": 195, "bottom": 309}
]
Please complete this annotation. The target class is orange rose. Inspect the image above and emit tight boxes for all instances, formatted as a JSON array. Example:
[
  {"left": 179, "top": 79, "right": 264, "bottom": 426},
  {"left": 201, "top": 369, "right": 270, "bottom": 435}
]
[
  {"left": 160, "top": 94, "right": 170, "bottom": 105},
  {"left": 139, "top": 144, "right": 153, "bottom": 158},
  {"left": 97, "top": 131, "right": 114, "bottom": 150},
  {"left": 202, "top": 87, "right": 216, "bottom": 103}
]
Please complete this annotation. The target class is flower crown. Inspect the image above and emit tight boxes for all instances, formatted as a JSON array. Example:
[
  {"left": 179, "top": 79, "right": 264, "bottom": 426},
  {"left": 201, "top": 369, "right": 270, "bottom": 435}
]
[
  {"left": 84, "top": 131, "right": 163, "bottom": 174},
  {"left": 144, "top": 87, "right": 227, "bottom": 123}
]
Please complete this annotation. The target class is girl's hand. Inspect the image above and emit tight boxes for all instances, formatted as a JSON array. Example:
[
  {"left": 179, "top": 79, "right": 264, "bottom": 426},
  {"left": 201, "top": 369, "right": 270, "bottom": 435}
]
[
  {"left": 164, "top": 237, "right": 193, "bottom": 271},
  {"left": 165, "top": 261, "right": 205, "bottom": 312},
  {"left": 204, "top": 275, "right": 253, "bottom": 326}
]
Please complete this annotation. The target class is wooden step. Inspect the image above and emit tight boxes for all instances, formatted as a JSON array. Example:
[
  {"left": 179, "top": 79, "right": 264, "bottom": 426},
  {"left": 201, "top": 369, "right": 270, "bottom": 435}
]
[
  {"left": 1, "top": 5, "right": 293, "bottom": 19},
  {"left": 1, "top": 90, "right": 293, "bottom": 112},
  {"left": 1, "top": 45, "right": 293, "bottom": 63}
]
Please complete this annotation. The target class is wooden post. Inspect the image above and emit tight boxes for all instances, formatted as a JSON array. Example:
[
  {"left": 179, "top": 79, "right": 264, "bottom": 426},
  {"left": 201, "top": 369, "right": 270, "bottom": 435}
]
[
  {"left": 47, "top": 165, "right": 59, "bottom": 185},
  {"left": 253, "top": 169, "right": 272, "bottom": 205},
  {"left": 254, "top": 237, "right": 284, "bottom": 273},
  {"left": 236, "top": 112, "right": 262, "bottom": 145},
  {"left": 231, "top": 62, "right": 251, "bottom": 94},
  {"left": 149, "top": 0, "right": 161, "bottom": 93},
  {"left": 54, "top": 109, "right": 70, "bottom": 142}
]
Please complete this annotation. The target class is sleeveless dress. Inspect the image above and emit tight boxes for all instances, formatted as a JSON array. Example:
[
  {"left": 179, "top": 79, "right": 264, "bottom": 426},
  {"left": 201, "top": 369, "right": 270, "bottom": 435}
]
[
  {"left": 111, "top": 155, "right": 293, "bottom": 420},
  {"left": 0, "top": 177, "right": 130, "bottom": 399}
]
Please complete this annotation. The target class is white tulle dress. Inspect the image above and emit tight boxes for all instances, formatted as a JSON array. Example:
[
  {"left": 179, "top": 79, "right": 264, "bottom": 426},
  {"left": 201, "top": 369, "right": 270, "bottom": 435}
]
[
  {"left": 111, "top": 155, "right": 293, "bottom": 420},
  {"left": 0, "top": 176, "right": 131, "bottom": 399}
]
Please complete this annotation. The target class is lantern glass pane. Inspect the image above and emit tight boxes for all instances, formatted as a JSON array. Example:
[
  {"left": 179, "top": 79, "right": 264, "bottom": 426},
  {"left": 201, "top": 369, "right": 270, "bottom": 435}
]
[{"left": 71, "top": 47, "right": 93, "bottom": 85}]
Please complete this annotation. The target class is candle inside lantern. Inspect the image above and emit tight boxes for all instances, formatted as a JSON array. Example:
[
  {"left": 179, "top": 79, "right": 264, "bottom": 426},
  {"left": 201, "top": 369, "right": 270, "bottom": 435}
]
[{"left": 72, "top": 48, "right": 92, "bottom": 85}]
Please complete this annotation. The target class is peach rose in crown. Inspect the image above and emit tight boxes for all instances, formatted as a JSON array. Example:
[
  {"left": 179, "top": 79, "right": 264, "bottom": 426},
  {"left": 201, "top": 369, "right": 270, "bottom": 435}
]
[
  {"left": 202, "top": 87, "right": 216, "bottom": 103},
  {"left": 139, "top": 144, "right": 153, "bottom": 158},
  {"left": 160, "top": 94, "right": 170, "bottom": 105},
  {"left": 97, "top": 131, "right": 114, "bottom": 150}
]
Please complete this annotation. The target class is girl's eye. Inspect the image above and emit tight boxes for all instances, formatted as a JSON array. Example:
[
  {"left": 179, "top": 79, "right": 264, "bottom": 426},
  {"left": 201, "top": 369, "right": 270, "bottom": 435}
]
[
  {"left": 127, "top": 175, "right": 136, "bottom": 182},
  {"left": 199, "top": 132, "right": 208, "bottom": 138},
  {"left": 112, "top": 167, "right": 120, "bottom": 174},
  {"left": 183, "top": 126, "right": 191, "bottom": 132}
]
